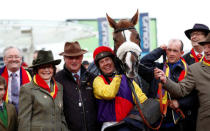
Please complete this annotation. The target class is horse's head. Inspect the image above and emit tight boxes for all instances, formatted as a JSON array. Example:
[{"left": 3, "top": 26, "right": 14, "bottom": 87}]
[{"left": 106, "top": 10, "right": 142, "bottom": 78}]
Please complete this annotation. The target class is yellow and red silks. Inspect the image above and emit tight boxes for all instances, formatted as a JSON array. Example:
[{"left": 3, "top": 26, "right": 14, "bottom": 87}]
[
  {"left": 0, "top": 66, "right": 31, "bottom": 102},
  {"left": 33, "top": 74, "right": 58, "bottom": 99}
]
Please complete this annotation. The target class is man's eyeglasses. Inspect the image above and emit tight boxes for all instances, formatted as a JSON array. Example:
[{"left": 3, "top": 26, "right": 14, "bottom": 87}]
[
  {"left": 6, "top": 56, "right": 21, "bottom": 60},
  {"left": 190, "top": 32, "right": 205, "bottom": 38}
]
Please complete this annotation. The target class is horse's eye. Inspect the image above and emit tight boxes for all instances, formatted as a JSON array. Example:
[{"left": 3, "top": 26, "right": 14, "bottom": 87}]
[
  {"left": 113, "top": 38, "right": 117, "bottom": 42},
  {"left": 136, "top": 35, "right": 140, "bottom": 40}
]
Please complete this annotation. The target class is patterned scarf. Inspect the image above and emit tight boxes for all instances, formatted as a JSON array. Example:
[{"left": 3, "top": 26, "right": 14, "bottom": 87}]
[
  {"left": 203, "top": 56, "right": 210, "bottom": 66},
  {"left": 157, "top": 57, "right": 188, "bottom": 104},
  {"left": 33, "top": 74, "right": 58, "bottom": 99},
  {"left": 0, "top": 66, "right": 31, "bottom": 102},
  {"left": 190, "top": 48, "right": 204, "bottom": 62}
]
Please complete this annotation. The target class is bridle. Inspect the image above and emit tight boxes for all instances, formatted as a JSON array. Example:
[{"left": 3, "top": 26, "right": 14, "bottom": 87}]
[
  {"left": 113, "top": 27, "right": 141, "bottom": 49},
  {"left": 123, "top": 51, "right": 140, "bottom": 66},
  {"left": 114, "top": 27, "right": 141, "bottom": 78}
]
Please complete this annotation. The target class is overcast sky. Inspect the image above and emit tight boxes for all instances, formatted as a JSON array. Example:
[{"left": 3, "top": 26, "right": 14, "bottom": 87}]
[{"left": 0, "top": 0, "right": 209, "bottom": 52}]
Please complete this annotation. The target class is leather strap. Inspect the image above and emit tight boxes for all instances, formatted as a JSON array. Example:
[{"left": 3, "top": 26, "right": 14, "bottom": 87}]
[{"left": 128, "top": 78, "right": 166, "bottom": 130}]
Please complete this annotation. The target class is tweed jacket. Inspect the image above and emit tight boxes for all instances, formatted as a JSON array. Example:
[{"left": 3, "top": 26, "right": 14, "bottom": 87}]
[
  {"left": 164, "top": 62, "right": 210, "bottom": 131},
  {"left": 18, "top": 79, "right": 68, "bottom": 131},
  {"left": 0, "top": 103, "right": 17, "bottom": 131}
]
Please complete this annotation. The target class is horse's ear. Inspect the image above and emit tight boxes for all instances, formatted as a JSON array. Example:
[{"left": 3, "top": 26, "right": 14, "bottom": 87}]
[
  {"left": 130, "top": 9, "right": 139, "bottom": 26},
  {"left": 106, "top": 13, "right": 117, "bottom": 29}
]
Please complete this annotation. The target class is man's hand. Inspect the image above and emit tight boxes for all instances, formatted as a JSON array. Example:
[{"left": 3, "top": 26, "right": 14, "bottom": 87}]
[
  {"left": 154, "top": 68, "right": 167, "bottom": 83},
  {"left": 160, "top": 44, "right": 167, "bottom": 50},
  {"left": 169, "top": 100, "right": 179, "bottom": 109}
]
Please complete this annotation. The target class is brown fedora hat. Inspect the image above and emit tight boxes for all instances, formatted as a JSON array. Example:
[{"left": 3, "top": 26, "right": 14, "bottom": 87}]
[
  {"left": 199, "top": 33, "right": 210, "bottom": 46},
  {"left": 59, "top": 41, "right": 87, "bottom": 56}
]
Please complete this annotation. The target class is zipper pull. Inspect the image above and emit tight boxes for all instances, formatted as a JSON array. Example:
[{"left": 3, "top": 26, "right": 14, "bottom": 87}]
[{"left": 78, "top": 102, "right": 82, "bottom": 107}]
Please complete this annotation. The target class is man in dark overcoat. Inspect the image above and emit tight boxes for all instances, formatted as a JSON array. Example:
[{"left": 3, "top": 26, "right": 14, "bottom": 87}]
[{"left": 55, "top": 41, "right": 99, "bottom": 131}]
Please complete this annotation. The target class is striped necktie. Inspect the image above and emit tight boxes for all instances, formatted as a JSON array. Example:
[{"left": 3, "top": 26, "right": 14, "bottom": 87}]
[
  {"left": 74, "top": 74, "right": 80, "bottom": 85},
  {"left": 11, "top": 73, "right": 19, "bottom": 111}
]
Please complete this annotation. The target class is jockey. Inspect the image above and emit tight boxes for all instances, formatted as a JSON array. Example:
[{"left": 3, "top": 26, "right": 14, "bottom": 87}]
[{"left": 92, "top": 46, "right": 147, "bottom": 131}]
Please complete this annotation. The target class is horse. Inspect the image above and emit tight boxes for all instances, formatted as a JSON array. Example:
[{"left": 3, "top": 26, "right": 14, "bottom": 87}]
[
  {"left": 106, "top": 10, "right": 142, "bottom": 78},
  {"left": 106, "top": 11, "right": 163, "bottom": 131}
]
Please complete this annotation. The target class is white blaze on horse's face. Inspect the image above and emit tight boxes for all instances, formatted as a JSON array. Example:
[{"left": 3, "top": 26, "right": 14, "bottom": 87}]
[
  {"left": 117, "top": 30, "right": 142, "bottom": 78},
  {"left": 123, "top": 30, "right": 137, "bottom": 73},
  {"left": 106, "top": 10, "right": 141, "bottom": 78}
]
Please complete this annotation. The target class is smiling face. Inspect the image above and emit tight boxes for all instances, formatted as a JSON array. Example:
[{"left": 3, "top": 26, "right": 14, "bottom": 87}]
[
  {"left": 38, "top": 64, "right": 54, "bottom": 81},
  {"left": 204, "top": 43, "right": 210, "bottom": 61},
  {"left": 190, "top": 31, "right": 206, "bottom": 53},
  {"left": 98, "top": 57, "right": 115, "bottom": 75},
  {"left": 4, "top": 47, "right": 22, "bottom": 72},
  {"left": 64, "top": 55, "right": 83, "bottom": 73}
]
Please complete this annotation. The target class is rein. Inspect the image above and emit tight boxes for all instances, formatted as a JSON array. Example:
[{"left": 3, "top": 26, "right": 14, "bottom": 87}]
[{"left": 127, "top": 78, "right": 167, "bottom": 130}]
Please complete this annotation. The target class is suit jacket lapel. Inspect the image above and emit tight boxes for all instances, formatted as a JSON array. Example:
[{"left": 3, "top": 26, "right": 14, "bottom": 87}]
[
  {"left": 34, "top": 82, "right": 53, "bottom": 99},
  {"left": 4, "top": 103, "right": 10, "bottom": 128},
  {"left": 0, "top": 117, "right": 5, "bottom": 129},
  {"left": 202, "top": 63, "right": 210, "bottom": 74}
]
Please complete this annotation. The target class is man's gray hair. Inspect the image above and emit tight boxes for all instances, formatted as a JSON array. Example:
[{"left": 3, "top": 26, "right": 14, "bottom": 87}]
[{"left": 3, "top": 46, "right": 23, "bottom": 57}]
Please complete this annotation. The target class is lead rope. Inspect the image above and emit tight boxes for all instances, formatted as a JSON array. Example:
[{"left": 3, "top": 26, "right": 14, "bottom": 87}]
[{"left": 128, "top": 78, "right": 167, "bottom": 130}]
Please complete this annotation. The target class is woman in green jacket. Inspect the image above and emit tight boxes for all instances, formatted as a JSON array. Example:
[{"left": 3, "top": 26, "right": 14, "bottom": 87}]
[{"left": 18, "top": 50, "right": 68, "bottom": 131}]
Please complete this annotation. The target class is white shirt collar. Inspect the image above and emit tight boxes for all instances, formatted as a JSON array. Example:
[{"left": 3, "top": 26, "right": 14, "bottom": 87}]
[
  {"left": 0, "top": 102, "right": 3, "bottom": 107},
  {"left": 194, "top": 49, "right": 204, "bottom": 55},
  {"left": 8, "top": 69, "right": 20, "bottom": 77},
  {"left": 72, "top": 69, "right": 81, "bottom": 78}
]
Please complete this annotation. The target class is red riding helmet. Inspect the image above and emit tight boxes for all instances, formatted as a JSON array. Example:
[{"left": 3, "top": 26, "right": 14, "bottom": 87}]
[{"left": 93, "top": 46, "right": 115, "bottom": 65}]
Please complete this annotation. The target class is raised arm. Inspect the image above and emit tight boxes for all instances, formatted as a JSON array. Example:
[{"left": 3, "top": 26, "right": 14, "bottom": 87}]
[
  {"left": 154, "top": 67, "right": 195, "bottom": 98},
  {"left": 93, "top": 75, "right": 121, "bottom": 100}
]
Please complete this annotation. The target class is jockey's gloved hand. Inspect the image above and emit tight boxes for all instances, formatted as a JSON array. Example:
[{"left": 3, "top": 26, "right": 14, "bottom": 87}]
[{"left": 114, "top": 56, "right": 125, "bottom": 75}]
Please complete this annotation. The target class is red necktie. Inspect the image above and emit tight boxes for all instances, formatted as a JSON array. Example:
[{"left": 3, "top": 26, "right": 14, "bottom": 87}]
[
  {"left": 74, "top": 74, "right": 80, "bottom": 85},
  {"left": 197, "top": 54, "right": 203, "bottom": 60}
]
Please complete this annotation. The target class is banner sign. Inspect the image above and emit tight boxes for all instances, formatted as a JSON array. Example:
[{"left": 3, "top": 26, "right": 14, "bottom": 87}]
[
  {"left": 150, "top": 18, "right": 158, "bottom": 51},
  {"left": 97, "top": 18, "right": 109, "bottom": 46},
  {"left": 139, "top": 13, "right": 150, "bottom": 55}
]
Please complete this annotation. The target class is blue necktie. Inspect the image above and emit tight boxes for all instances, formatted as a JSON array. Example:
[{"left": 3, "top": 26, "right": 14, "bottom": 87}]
[{"left": 11, "top": 73, "right": 19, "bottom": 111}]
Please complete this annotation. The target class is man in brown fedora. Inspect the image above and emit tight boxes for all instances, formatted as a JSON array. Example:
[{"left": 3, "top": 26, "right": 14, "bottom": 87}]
[{"left": 55, "top": 41, "right": 99, "bottom": 131}]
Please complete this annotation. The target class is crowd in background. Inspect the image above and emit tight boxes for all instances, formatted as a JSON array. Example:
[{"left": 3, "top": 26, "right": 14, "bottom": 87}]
[{"left": 0, "top": 23, "right": 209, "bottom": 131}]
